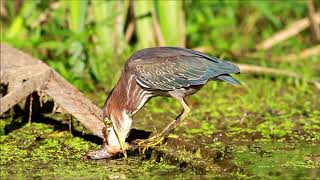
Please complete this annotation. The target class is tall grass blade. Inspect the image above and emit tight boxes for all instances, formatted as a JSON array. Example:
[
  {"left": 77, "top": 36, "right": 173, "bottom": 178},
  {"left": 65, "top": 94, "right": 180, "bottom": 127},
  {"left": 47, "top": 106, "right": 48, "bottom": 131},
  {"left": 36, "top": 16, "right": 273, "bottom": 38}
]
[
  {"left": 90, "top": 1, "right": 128, "bottom": 84},
  {"left": 90, "top": 0, "right": 116, "bottom": 84},
  {"left": 134, "top": 0, "right": 155, "bottom": 48},
  {"left": 6, "top": 1, "right": 37, "bottom": 38},
  {"left": 92, "top": 0, "right": 115, "bottom": 55},
  {"left": 68, "top": 0, "right": 88, "bottom": 33},
  {"left": 66, "top": 0, "right": 88, "bottom": 87},
  {"left": 155, "top": 0, "right": 185, "bottom": 46}
]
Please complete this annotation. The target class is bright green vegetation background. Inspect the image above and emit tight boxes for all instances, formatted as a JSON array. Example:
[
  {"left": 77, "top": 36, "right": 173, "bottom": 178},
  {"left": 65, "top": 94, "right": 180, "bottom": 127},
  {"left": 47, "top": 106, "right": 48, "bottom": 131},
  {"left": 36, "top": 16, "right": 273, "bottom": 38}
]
[{"left": 1, "top": 0, "right": 319, "bottom": 179}]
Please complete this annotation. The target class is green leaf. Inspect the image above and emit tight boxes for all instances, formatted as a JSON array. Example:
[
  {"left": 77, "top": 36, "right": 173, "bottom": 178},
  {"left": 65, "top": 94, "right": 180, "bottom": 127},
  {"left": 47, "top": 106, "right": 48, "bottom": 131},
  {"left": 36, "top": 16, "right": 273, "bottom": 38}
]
[
  {"left": 68, "top": 0, "right": 88, "bottom": 33},
  {"left": 134, "top": 0, "right": 155, "bottom": 48},
  {"left": 155, "top": 0, "right": 184, "bottom": 46}
]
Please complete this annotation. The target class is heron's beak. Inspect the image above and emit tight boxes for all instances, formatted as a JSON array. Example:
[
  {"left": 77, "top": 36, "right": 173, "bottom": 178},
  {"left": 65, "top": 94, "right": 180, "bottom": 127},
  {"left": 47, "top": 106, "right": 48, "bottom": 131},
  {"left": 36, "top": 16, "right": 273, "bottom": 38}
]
[{"left": 103, "top": 117, "right": 128, "bottom": 158}]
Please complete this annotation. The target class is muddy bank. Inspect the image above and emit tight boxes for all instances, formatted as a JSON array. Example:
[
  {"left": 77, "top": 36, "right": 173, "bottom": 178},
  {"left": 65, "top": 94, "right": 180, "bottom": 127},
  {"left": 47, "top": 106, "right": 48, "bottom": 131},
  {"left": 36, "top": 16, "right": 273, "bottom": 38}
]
[{"left": 1, "top": 121, "right": 319, "bottom": 179}]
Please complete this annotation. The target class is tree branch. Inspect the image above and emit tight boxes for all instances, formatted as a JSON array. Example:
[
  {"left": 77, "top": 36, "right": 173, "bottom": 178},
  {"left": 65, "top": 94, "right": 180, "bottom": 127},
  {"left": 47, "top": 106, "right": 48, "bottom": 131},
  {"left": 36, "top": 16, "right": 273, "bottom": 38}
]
[{"left": 256, "top": 12, "right": 320, "bottom": 50}]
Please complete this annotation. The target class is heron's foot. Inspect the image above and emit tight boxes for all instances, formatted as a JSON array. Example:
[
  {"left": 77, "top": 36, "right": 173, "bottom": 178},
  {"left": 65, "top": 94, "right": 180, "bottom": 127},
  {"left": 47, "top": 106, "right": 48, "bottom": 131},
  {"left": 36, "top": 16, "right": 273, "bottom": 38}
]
[{"left": 133, "top": 133, "right": 168, "bottom": 154}]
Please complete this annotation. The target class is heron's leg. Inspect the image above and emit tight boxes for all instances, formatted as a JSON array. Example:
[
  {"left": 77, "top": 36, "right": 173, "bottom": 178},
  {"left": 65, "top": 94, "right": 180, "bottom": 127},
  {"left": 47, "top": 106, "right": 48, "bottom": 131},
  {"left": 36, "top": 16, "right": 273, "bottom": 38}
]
[
  {"left": 137, "top": 97, "right": 190, "bottom": 149},
  {"left": 159, "top": 97, "right": 190, "bottom": 136}
]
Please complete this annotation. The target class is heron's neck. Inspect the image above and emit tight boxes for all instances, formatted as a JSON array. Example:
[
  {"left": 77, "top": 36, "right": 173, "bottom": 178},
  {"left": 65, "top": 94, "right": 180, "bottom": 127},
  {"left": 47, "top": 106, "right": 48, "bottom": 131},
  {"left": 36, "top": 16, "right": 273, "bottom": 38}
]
[
  {"left": 103, "top": 72, "right": 146, "bottom": 119},
  {"left": 104, "top": 86, "right": 132, "bottom": 133}
]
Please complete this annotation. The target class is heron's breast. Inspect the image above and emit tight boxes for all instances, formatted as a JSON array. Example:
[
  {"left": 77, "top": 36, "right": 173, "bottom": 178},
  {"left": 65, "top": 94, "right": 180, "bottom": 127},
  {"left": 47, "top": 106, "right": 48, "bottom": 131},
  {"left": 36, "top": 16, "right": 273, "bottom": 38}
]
[{"left": 168, "top": 85, "right": 204, "bottom": 98}]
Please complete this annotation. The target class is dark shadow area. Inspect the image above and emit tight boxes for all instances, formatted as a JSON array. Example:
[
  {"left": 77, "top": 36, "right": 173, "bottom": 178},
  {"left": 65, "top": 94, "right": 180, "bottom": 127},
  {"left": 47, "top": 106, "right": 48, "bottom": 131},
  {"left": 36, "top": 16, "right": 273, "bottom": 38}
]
[
  {"left": 2, "top": 91, "right": 152, "bottom": 145},
  {"left": 126, "top": 128, "right": 151, "bottom": 142},
  {"left": 0, "top": 83, "right": 8, "bottom": 98},
  {"left": 37, "top": 115, "right": 104, "bottom": 145},
  {"left": 4, "top": 111, "right": 104, "bottom": 145},
  {"left": 2, "top": 91, "right": 104, "bottom": 144},
  {"left": 3, "top": 105, "right": 27, "bottom": 134}
]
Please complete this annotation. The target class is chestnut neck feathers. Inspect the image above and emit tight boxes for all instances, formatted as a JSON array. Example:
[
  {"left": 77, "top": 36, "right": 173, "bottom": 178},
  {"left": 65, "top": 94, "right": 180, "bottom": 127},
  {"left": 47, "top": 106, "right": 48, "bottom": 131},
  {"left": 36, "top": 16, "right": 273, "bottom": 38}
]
[{"left": 103, "top": 71, "right": 147, "bottom": 124}]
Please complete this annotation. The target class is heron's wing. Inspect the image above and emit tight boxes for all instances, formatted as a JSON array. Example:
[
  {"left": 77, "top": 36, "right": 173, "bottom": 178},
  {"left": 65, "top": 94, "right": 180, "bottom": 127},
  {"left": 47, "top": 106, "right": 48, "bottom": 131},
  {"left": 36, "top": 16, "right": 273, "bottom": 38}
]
[{"left": 128, "top": 55, "right": 238, "bottom": 90}]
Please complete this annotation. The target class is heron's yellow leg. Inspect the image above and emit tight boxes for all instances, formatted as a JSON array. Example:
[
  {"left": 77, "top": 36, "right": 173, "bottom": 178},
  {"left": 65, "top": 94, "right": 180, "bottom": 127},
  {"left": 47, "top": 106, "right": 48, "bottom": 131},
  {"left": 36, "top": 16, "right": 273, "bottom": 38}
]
[{"left": 137, "top": 97, "right": 190, "bottom": 154}]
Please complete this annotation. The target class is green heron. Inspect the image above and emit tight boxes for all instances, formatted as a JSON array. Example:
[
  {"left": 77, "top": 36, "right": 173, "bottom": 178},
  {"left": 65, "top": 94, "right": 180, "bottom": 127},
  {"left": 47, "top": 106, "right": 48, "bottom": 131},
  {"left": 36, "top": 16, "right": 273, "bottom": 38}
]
[{"left": 88, "top": 47, "right": 240, "bottom": 159}]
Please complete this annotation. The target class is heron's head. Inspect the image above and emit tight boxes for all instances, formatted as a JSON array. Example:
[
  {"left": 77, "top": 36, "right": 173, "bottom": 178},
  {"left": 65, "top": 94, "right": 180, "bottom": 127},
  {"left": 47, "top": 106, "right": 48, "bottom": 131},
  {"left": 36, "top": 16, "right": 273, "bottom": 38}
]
[{"left": 102, "top": 101, "right": 125, "bottom": 131}]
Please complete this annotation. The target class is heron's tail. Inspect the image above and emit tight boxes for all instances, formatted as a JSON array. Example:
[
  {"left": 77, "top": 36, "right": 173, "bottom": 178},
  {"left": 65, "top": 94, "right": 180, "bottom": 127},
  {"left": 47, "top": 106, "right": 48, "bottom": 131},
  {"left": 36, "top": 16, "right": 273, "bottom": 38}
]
[{"left": 217, "top": 74, "right": 241, "bottom": 86}]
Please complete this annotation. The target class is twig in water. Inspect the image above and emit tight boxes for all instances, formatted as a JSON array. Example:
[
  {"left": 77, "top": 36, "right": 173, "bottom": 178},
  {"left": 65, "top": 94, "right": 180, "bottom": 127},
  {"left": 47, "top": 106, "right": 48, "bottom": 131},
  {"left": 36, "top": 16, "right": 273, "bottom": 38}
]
[
  {"left": 69, "top": 116, "right": 73, "bottom": 134},
  {"left": 307, "top": 0, "right": 320, "bottom": 42},
  {"left": 237, "top": 63, "right": 320, "bottom": 90},
  {"left": 152, "top": 10, "right": 165, "bottom": 46},
  {"left": 28, "top": 95, "right": 33, "bottom": 124},
  {"left": 277, "top": 45, "right": 320, "bottom": 62},
  {"left": 256, "top": 12, "right": 320, "bottom": 50},
  {"left": 125, "top": 21, "right": 135, "bottom": 43}
]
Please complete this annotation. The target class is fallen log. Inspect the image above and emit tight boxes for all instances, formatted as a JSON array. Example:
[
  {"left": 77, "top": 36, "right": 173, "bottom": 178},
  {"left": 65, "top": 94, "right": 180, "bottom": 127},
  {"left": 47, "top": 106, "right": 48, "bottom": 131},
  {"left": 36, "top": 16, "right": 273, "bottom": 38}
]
[
  {"left": 0, "top": 44, "right": 105, "bottom": 138},
  {"left": 0, "top": 69, "right": 52, "bottom": 114},
  {"left": 44, "top": 71, "right": 104, "bottom": 137}
]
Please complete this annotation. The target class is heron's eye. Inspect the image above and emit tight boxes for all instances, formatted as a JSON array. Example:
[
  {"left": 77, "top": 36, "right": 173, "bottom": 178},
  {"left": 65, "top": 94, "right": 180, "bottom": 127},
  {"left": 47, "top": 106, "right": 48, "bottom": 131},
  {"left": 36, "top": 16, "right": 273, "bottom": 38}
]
[{"left": 103, "top": 117, "right": 112, "bottom": 127}]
